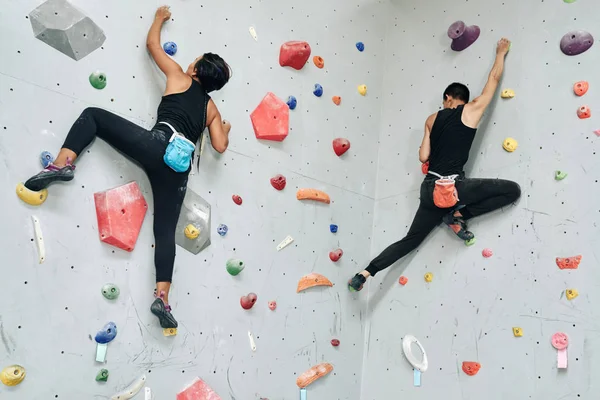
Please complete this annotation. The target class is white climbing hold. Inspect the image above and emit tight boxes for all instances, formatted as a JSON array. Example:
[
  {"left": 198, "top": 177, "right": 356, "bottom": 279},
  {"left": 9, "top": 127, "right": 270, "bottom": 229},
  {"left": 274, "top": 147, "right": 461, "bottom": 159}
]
[
  {"left": 402, "top": 335, "right": 428, "bottom": 372},
  {"left": 248, "top": 331, "right": 257, "bottom": 352},
  {"left": 110, "top": 375, "right": 146, "bottom": 400},
  {"left": 32, "top": 215, "right": 45, "bottom": 264},
  {"left": 249, "top": 26, "right": 258, "bottom": 41},
  {"left": 145, "top": 387, "right": 152, "bottom": 400},
  {"left": 276, "top": 235, "right": 294, "bottom": 251}
]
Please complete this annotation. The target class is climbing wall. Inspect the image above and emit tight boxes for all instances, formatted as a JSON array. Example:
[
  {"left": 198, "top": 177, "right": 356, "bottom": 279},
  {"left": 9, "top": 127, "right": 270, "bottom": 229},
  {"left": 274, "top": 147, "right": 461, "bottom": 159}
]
[
  {"left": 363, "top": 0, "right": 600, "bottom": 398},
  {"left": 0, "top": 0, "right": 388, "bottom": 398}
]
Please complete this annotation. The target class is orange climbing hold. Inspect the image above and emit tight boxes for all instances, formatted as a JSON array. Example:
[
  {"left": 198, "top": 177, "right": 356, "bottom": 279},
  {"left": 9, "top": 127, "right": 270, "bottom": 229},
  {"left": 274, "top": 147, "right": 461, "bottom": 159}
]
[
  {"left": 250, "top": 92, "right": 290, "bottom": 141},
  {"left": 94, "top": 182, "right": 148, "bottom": 252},
  {"left": 573, "top": 81, "right": 589, "bottom": 96},
  {"left": 462, "top": 361, "right": 481, "bottom": 376},
  {"left": 296, "top": 188, "right": 331, "bottom": 204},
  {"left": 399, "top": 276, "right": 408, "bottom": 285},
  {"left": 577, "top": 105, "right": 591, "bottom": 119},
  {"left": 279, "top": 41, "right": 312, "bottom": 70},
  {"left": 177, "top": 377, "right": 222, "bottom": 400},
  {"left": 556, "top": 255, "right": 582, "bottom": 270},
  {"left": 313, "top": 56, "right": 324, "bottom": 69},
  {"left": 332, "top": 96, "right": 341, "bottom": 105},
  {"left": 297, "top": 273, "right": 333, "bottom": 293},
  {"left": 296, "top": 363, "right": 333, "bottom": 388}
]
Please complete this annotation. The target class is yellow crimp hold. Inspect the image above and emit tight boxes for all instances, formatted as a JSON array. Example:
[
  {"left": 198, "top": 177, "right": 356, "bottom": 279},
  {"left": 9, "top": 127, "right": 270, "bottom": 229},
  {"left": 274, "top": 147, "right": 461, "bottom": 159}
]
[
  {"left": 0, "top": 365, "right": 26, "bottom": 386},
  {"left": 566, "top": 289, "right": 579, "bottom": 300},
  {"left": 502, "top": 137, "right": 518, "bottom": 152},
  {"left": 16, "top": 183, "right": 48, "bottom": 206},
  {"left": 184, "top": 224, "right": 200, "bottom": 240},
  {"left": 424, "top": 272, "right": 433, "bottom": 283},
  {"left": 501, "top": 89, "right": 515, "bottom": 98},
  {"left": 163, "top": 328, "right": 177, "bottom": 336},
  {"left": 358, "top": 84, "right": 367, "bottom": 96},
  {"left": 512, "top": 327, "right": 523, "bottom": 337}
]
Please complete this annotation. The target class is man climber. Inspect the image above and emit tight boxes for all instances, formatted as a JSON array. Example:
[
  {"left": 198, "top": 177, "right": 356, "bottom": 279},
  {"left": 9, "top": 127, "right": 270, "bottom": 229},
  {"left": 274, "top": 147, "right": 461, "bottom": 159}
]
[{"left": 348, "top": 38, "right": 521, "bottom": 292}]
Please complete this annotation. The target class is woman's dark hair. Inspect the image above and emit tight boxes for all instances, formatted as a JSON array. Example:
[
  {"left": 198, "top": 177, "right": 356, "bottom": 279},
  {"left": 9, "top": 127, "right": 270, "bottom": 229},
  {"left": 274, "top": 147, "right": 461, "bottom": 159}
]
[
  {"left": 443, "top": 82, "right": 470, "bottom": 103},
  {"left": 195, "top": 53, "right": 231, "bottom": 93}
]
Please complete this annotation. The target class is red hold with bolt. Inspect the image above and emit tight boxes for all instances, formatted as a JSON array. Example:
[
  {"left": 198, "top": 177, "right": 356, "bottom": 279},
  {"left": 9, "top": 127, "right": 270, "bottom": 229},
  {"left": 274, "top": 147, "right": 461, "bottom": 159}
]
[
  {"left": 331, "top": 339, "right": 340, "bottom": 347},
  {"left": 329, "top": 249, "right": 343, "bottom": 262},
  {"left": 332, "top": 138, "right": 351, "bottom": 156},
  {"left": 270, "top": 174, "right": 287, "bottom": 190},
  {"left": 240, "top": 293, "right": 257, "bottom": 310},
  {"left": 232, "top": 194, "right": 243, "bottom": 205}
]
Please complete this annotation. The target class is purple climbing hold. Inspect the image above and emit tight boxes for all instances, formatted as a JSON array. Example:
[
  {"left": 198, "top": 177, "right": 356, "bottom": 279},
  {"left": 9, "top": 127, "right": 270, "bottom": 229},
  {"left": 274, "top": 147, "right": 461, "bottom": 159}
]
[
  {"left": 560, "top": 31, "right": 594, "bottom": 56},
  {"left": 447, "top": 21, "right": 480, "bottom": 51}
]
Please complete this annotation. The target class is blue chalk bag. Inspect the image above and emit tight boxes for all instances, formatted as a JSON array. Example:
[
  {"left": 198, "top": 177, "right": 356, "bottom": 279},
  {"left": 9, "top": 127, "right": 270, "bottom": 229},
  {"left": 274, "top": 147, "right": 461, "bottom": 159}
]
[{"left": 159, "top": 122, "right": 195, "bottom": 173}]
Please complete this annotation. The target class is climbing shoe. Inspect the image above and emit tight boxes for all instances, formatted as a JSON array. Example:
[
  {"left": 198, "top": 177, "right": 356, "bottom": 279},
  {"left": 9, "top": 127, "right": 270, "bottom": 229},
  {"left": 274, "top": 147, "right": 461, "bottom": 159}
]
[
  {"left": 24, "top": 162, "right": 75, "bottom": 192},
  {"left": 442, "top": 211, "right": 475, "bottom": 241},
  {"left": 348, "top": 273, "right": 367, "bottom": 292},
  {"left": 150, "top": 291, "right": 178, "bottom": 329}
]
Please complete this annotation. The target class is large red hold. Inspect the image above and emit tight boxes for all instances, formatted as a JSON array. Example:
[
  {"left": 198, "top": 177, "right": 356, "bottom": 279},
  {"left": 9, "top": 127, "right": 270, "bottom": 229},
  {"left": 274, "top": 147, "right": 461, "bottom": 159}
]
[
  {"left": 250, "top": 92, "right": 290, "bottom": 141},
  {"left": 279, "top": 41, "right": 311, "bottom": 70},
  {"left": 94, "top": 182, "right": 148, "bottom": 252},
  {"left": 177, "top": 377, "right": 222, "bottom": 400},
  {"left": 332, "top": 138, "right": 351, "bottom": 156}
]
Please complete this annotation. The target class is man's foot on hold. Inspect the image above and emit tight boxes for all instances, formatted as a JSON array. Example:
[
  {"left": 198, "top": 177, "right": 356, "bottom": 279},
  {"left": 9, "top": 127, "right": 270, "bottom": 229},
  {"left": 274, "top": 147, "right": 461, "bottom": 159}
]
[
  {"left": 442, "top": 211, "right": 475, "bottom": 241},
  {"left": 24, "top": 161, "right": 75, "bottom": 192},
  {"left": 150, "top": 291, "right": 178, "bottom": 329},
  {"left": 348, "top": 273, "right": 367, "bottom": 292}
]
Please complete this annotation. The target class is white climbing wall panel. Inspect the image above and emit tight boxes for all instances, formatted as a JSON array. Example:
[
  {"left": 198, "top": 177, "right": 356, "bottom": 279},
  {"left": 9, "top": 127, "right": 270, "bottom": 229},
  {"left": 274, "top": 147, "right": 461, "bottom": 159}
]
[
  {"left": 364, "top": 0, "right": 600, "bottom": 399},
  {"left": 0, "top": 0, "right": 388, "bottom": 398}
]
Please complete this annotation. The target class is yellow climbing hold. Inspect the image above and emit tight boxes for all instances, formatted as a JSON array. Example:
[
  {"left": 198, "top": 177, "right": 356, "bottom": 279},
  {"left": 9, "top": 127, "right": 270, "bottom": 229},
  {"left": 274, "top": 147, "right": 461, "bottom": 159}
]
[
  {"left": 358, "top": 85, "right": 367, "bottom": 96},
  {"left": 502, "top": 137, "right": 518, "bottom": 152},
  {"left": 163, "top": 328, "right": 177, "bottom": 336},
  {"left": 0, "top": 365, "right": 26, "bottom": 386},
  {"left": 566, "top": 289, "right": 579, "bottom": 300},
  {"left": 512, "top": 327, "right": 523, "bottom": 337},
  {"left": 501, "top": 89, "right": 515, "bottom": 98},
  {"left": 424, "top": 272, "right": 433, "bottom": 282},
  {"left": 184, "top": 224, "right": 200, "bottom": 240},
  {"left": 16, "top": 183, "right": 48, "bottom": 206}
]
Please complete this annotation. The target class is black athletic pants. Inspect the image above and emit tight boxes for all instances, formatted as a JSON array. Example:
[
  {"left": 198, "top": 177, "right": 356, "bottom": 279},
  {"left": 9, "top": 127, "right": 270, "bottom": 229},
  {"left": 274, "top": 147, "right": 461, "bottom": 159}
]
[
  {"left": 365, "top": 176, "right": 521, "bottom": 276},
  {"left": 63, "top": 107, "right": 188, "bottom": 283}
]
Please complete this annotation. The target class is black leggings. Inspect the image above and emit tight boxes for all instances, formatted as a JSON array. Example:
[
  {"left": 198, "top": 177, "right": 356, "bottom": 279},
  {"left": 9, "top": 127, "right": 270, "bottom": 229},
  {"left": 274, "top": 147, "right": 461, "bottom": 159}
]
[
  {"left": 63, "top": 107, "right": 188, "bottom": 283},
  {"left": 365, "top": 177, "right": 521, "bottom": 276}
]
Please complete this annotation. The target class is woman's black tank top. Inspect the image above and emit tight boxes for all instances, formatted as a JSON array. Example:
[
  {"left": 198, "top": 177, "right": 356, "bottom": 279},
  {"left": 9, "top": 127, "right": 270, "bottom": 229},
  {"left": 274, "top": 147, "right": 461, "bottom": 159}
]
[
  {"left": 427, "top": 105, "right": 477, "bottom": 177},
  {"left": 154, "top": 79, "right": 211, "bottom": 144}
]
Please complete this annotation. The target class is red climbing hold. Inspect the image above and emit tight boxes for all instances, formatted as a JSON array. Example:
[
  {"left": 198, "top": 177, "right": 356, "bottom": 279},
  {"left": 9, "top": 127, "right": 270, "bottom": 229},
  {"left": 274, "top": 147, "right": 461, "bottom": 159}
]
[
  {"left": 577, "top": 105, "right": 591, "bottom": 119},
  {"left": 333, "top": 138, "right": 351, "bottom": 156},
  {"left": 482, "top": 248, "right": 493, "bottom": 258},
  {"left": 331, "top": 339, "right": 340, "bottom": 347},
  {"left": 232, "top": 195, "right": 243, "bottom": 205},
  {"left": 332, "top": 96, "right": 341, "bottom": 106},
  {"left": 279, "top": 41, "right": 312, "bottom": 70},
  {"left": 270, "top": 174, "right": 287, "bottom": 190},
  {"left": 177, "top": 377, "right": 222, "bottom": 400},
  {"left": 94, "top": 182, "right": 148, "bottom": 252},
  {"left": 250, "top": 92, "right": 290, "bottom": 141},
  {"left": 462, "top": 361, "right": 481, "bottom": 376},
  {"left": 556, "top": 255, "right": 582, "bottom": 270},
  {"left": 329, "top": 249, "right": 343, "bottom": 262},
  {"left": 421, "top": 161, "right": 429, "bottom": 175},
  {"left": 240, "top": 293, "right": 258, "bottom": 310},
  {"left": 399, "top": 276, "right": 408, "bottom": 285},
  {"left": 573, "top": 81, "right": 589, "bottom": 96}
]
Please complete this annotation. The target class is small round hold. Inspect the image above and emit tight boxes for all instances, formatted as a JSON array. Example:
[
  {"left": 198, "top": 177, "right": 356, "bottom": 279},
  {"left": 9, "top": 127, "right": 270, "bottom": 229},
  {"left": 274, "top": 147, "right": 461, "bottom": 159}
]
[
  {"left": 101, "top": 283, "right": 120, "bottom": 300},
  {"left": 356, "top": 42, "right": 365, "bottom": 52},
  {"left": 330, "top": 224, "right": 338, "bottom": 233},
  {"left": 240, "top": 293, "right": 258, "bottom": 310},
  {"left": 332, "top": 96, "right": 341, "bottom": 106},
  {"left": 331, "top": 339, "right": 340, "bottom": 347},
  {"left": 95, "top": 368, "right": 109, "bottom": 382},
  {"left": 184, "top": 224, "right": 200, "bottom": 240},
  {"left": 163, "top": 41, "right": 178, "bottom": 56},
  {"left": 226, "top": 258, "right": 245, "bottom": 276},
  {"left": 89, "top": 71, "right": 107, "bottom": 90},
  {"left": 424, "top": 272, "right": 433, "bottom": 283},
  {"left": 270, "top": 174, "right": 287, "bottom": 190},
  {"left": 217, "top": 224, "right": 228, "bottom": 236},
  {"left": 313, "top": 84, "right": 323, "bottom": 97},
  {"left": 573, "top": 81, "right": 589, "bottom": 96},
  {"left": 313, "top": 56, "right": 324, "bottom": 69},
  {"left": 232, "top": 194, "right": 243, "bottom": 205},
  {"left": 358, "top": 84, "right": 367, "bottom": 96},
  {"left": 286, "top": 95, "right": 297, "bottom": 110},
  {"left": 555, "top": 171, "right": 568, "bottom": 181},
  {"left": 399, "top": 276, "right": 408, "bottom": 285},
  {"left": 268, "top": 301, "right": 277, "bottom": 311},
  {"left": 482, "top": 248, "right": 493, "bottom": 258},
  {"left": 577, "top": 105, "right": 591, "bottom": 119},
  {"left": 0, "top": 365, "right": 26, "bottom": 386},
  {"left": 500, "top": 89, "right": 515, "bottom": 99},
  {"left": 40, "top": 151, "right": 55, "bottom": 168},
  {"left": 502, "top": 137, "right": 518, "bottom": 152},
  {"left": 329, "top": 249, "right": 343, "bottom": 262}
]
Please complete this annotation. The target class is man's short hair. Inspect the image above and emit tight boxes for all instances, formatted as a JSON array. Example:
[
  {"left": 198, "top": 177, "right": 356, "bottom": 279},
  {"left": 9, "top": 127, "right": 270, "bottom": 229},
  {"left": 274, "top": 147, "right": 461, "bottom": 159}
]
[{"left": 443, "top": 82, "right": 470, "bottom": 103}]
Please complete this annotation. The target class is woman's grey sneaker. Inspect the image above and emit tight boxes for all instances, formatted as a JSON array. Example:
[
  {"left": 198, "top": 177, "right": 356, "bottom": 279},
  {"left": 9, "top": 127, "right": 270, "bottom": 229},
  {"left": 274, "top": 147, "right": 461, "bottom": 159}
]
[
  {"left": 24, "top": 162, "right": 75, "bottom": 192},
  {"left": 150, "top": 291, "right": 178, "bottom": 329}
]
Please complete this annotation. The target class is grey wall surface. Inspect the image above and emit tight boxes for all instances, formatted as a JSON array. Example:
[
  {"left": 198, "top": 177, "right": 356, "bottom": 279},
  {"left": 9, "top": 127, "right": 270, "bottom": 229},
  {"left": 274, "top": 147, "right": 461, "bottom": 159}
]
[
  {"left": 0, "top": 0, "right": 389, "bottom": 398},
  {"left": 364, "top": 0, "right": 600, "bottom": 399}
]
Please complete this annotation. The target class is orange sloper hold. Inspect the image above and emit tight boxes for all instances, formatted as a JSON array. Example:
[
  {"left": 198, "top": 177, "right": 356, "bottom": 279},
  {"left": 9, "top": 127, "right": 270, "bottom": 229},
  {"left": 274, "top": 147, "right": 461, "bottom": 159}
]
[
  {"left": 297, "top": 273, "right": 333, "bottom": 293},
  {"left": 462, "top": 361, "right": 481, "bottom": 376},
  {"left": 296, "top": 188, "right": 330, "bottom": 204},
  {"left": 556, "top": 255, "right": 582, "bottom": 270},
  {"left": 296, "top": 363, "right": 333, "bottom": 388},
  {"left": 313, "top": 56, "right": 324, "bottom": 69}
]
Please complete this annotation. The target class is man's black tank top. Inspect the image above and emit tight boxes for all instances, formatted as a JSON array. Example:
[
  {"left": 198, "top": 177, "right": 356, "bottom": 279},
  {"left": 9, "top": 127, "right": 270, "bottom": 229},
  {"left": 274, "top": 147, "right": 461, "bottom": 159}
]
[
  {"left": 427, "top": 105, "right": 477, "bottom": 177},
  {"left": 153, "top": 79, "right": 211, "bottom": 144}
]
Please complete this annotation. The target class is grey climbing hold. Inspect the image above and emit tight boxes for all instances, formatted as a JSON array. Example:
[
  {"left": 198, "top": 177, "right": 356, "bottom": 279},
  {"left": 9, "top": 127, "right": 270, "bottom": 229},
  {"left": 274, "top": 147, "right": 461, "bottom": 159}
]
[
  {"left": 28, "top": 0, "right": 106, "bottom": 61},
  {"left": 174, "top": 188, "right": 211, "bottom": 254}
]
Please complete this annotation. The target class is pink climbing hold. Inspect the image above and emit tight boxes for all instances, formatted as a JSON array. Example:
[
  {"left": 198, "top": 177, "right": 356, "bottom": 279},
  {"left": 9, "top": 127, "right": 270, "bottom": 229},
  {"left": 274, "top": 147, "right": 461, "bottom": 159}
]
[
  {"left": 270, "top": 174, "right": 287, "bottom": 190},
  {"left": 329, "top": 248, "right": 343, "bottom": 262},
  {"left": 240, "top": 293, "right": 258, "bottom": 310},
  {"left": 177, "top": 377, "right": 222, "bottom": 400},
  {"left": 232, "top": 194, "right": 243, "bottom": 205},
  {"left": 577, "top": 105, "right": 591, "bottom": 119},
  {"left": 268, "top": 301, "right": 277, "bottom": 311},
  {"left": 331, "top": 339, "right": 340, "bottom": 347},
  {"left": 250, "top": 92, "right": 290, "bottom": 141},
  {"left": 332, "top": 138, "right": 351, "bottom": 156},
  {"left": 594, "top": 129, "right": 600, "bottom": 137},
  {"left": 448, "top": 21, "right": 480, "bottom": 51},
  {"left": 279, "top": 41, "right": 312, "bottom": 70},
  {"left": 482, "top": 248, "right": 493, "bottom": 258}
]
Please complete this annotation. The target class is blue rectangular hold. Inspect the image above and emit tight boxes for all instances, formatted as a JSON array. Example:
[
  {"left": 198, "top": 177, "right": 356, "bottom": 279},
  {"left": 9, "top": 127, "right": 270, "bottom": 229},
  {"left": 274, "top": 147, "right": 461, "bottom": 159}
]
[
  {"left": 300, "top": 388, "right": 307, "bottom": 400},
  {"left": 413, "top": 369, "right": 421, "bottom": 387}
]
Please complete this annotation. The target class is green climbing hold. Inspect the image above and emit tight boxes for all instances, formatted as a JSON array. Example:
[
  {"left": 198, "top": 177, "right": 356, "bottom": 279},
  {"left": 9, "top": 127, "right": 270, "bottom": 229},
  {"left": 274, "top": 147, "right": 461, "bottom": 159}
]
[
  {"left": 226, "top": 259, "right": 245, "bottom": 276},
  {"left": 465, "top": 237, "right": 476, "bottom": 246},
  {"left": 95, "top": 369, "right": 109, "bottom": 382},
  {"left": 101, "top": 284, "right": 120, "bottom": 300},
  {"left": 555, "top": 171, "right": 568, "bottom": 181},
  {"left": 89, "top": 71, "right": 107, "bottom": 89},
  {"left": 563, "top": 0, "right": 576, "bottom": 3}
]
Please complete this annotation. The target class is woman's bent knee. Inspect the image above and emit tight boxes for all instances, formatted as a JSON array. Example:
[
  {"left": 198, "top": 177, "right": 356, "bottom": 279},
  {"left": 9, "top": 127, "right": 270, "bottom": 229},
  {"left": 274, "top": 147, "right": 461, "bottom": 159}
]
[{"left": 508, "top": 181, "right": 521, "bottom": 202}]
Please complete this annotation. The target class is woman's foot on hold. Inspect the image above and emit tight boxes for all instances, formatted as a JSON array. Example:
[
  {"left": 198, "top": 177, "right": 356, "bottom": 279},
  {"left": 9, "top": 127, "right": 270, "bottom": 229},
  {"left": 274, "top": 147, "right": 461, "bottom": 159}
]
[
  {"left": 442, "top": 210, "right": 474, "bottom": 241},
  {"left": 150, "top": 290, "right": 178, "bottom": 329},
  {"left": 348, "top": 273, "right": 367, "bottom": 292},
  {"left": 24, "top": 160, "right": 75, "bottom": 192}
]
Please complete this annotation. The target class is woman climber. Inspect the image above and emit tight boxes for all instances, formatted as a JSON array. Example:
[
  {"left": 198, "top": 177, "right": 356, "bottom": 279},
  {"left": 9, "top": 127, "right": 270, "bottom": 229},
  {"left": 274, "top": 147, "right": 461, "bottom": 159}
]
[{"left": 18, "top": 5, "right": 231, "bottom": 329}]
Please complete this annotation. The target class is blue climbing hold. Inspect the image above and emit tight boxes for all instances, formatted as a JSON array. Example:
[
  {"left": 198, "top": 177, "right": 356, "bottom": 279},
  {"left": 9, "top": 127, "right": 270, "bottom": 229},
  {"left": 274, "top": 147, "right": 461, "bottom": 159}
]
[
  {"left": 95, "top": 322, "right": 117, "bottom": 344},
  {"left": 356, "top": 42, "right": 365, "bottom": 52},
  {"left": 330, "top": 224, "right": 338, "bottom": 233},
  {"left": 217, "top": 224, "right": 228, "bottom": 236},
  {"left": 40, "top": 151, "right": 55, "bottom": 168},
  {"left": 287, "top": 96, "right": 297, "bottom": 110},
  {"left": 313, "top": 84, "right": 323, "bottom": 97},
  {"left": 163, "top": 41, "right": 177, "bottom": 56}
]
